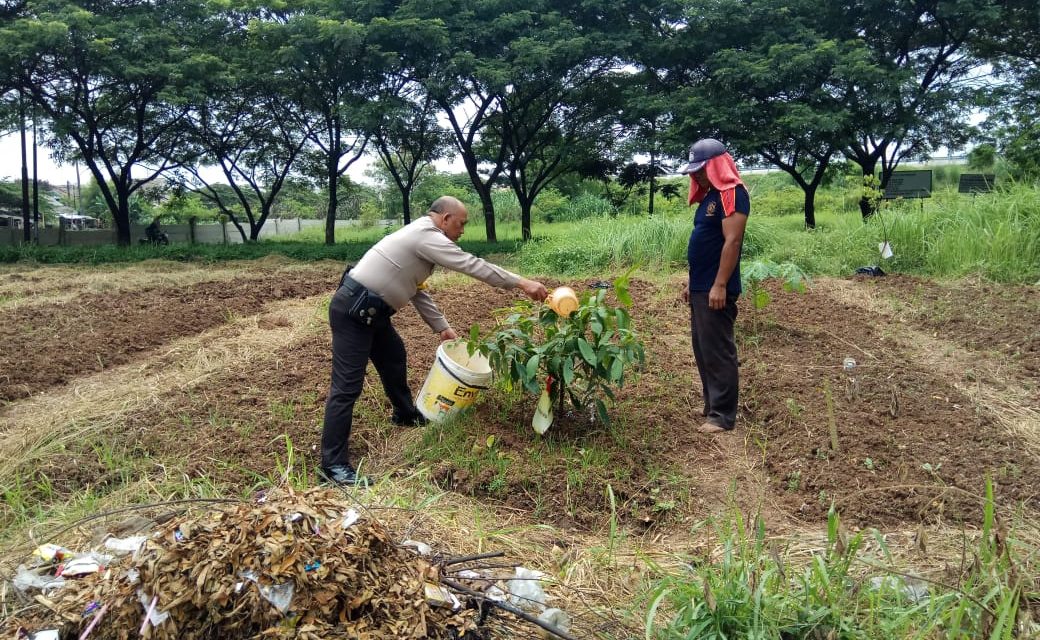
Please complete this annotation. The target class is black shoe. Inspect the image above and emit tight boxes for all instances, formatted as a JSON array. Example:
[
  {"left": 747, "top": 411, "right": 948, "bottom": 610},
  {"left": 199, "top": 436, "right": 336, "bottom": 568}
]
[
  {"left": 391, "top": 412, "right": 428, "bottom": 428},
  {"left": 320, "top": 464, "right": 373, "bottom": 487}
]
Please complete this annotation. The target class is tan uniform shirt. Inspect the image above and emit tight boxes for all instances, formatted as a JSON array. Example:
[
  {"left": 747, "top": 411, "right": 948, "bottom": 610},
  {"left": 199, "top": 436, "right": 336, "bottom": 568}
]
[{"left": 349, "top": 216, "right": 520, "bottom": 332}]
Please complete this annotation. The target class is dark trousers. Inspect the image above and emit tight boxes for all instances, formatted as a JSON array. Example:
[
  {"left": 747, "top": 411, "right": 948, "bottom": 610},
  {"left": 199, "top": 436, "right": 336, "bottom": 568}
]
[
  {"left": 689, "top": 291, "right": 740, "bottom": 429},
  {"left": 321, "top": 287, "right": 418, "bottom": 469}
]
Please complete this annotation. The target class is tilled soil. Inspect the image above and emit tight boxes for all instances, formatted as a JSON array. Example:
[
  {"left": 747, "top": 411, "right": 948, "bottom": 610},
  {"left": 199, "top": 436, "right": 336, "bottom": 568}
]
[
  {"left": 4, "top": 263, "right": 1038, "bottom": 533},
  {"left": 0, "top": 267, "right": 338, "bottom": 402}
]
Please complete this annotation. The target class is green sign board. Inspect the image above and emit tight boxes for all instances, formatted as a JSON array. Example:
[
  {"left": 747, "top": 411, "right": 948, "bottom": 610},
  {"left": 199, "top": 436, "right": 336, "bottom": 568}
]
[
  {"left": 958, "top": 173, "right": 995, "bottom": 194},
  {"left": 883, "top": 170, "right": 932, "bottom": 199}
]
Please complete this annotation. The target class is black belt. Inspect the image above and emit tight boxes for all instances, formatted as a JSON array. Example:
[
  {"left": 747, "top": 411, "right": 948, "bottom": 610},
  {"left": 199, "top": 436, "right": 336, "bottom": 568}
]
[
  {"left": 340, "top": 273, "right": 364, "bottom": 294},
  {"left": 338, "top": 273, "right": 396, "bottom": 323}
]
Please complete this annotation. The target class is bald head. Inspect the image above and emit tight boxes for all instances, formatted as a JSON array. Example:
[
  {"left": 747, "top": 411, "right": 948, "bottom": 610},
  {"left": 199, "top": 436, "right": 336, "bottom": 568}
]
[
  {"left": 429, "top": 196, "right": 465, "bottom": 216},
  {"left": 428, "top": 196, "right": 468, "bottom": 241}
]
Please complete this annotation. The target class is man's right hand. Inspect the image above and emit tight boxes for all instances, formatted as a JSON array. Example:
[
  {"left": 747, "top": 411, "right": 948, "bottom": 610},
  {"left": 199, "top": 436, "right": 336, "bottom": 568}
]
[{"left": 518, "top": 278, "right": 549, "bottom": 302}]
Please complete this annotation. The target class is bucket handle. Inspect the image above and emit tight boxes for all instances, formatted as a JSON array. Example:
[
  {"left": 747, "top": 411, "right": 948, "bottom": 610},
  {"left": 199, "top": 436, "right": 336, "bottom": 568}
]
[{"left": 437, "top": 355, "right": 490, "bottom": 390}]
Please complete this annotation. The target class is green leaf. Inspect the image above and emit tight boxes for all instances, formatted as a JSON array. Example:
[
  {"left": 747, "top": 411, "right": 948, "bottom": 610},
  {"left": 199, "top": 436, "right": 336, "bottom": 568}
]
[
  {"left": 614, "top": 278, "right": 632, "bottom": 307},
  {"left": 753, "top": 289, "right": 771, "bottom": 310},
  {"left": 577, "top": 338, "right": 597, "bottom": 365},
  {"left": 525, "top": 354, "right": 541, "bottom": 380},
  {"left": 595, "top": 398, "right": 610, "bottom": 425},
  {"left": 610, "top": 357, "right": 623, "bottom": 383},
  {"left": 562, "top": 358, "right": 574, "bottom": 386}
]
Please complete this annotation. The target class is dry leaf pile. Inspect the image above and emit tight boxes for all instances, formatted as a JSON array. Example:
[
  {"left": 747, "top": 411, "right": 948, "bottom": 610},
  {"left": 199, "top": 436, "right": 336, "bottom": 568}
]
[{"left": 11, "top": 488, "right": 481, "bottom": 640}]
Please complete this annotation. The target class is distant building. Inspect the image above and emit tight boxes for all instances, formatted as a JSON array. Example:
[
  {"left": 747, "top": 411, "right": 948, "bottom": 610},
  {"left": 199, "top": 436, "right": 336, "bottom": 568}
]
[
  {"left": 58, "top": 214, "right": 100, "bottom": 230},
  {"left": 0, "top": 214, "right": 24, "bottom": 228}
]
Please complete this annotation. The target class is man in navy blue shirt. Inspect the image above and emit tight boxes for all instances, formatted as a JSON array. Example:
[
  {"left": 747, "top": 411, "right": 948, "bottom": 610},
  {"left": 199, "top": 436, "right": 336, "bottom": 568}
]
[{"left": 679, "top": 138, "right": 750, "bottom": 434}]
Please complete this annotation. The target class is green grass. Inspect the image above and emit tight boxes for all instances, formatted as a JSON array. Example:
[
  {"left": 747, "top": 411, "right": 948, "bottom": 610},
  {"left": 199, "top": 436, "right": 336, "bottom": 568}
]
[
  {"left": 5, "top": 180, "right": 1038, "bottom": 284},
  {"left": 644, "top": 481, "right": 1035, "bottom": 639},
  {"left": 512, "top": 183, "right": 1040, "bottom": 284}
]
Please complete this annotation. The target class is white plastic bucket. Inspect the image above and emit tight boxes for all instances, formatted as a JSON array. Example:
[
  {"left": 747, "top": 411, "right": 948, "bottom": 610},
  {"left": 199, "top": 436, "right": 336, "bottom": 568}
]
[{"left": 416, "top": 341, "right": 493, "bottom": 422}]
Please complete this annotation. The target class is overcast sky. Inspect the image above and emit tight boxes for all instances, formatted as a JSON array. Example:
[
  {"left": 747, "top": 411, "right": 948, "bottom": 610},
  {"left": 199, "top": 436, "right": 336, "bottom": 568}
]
[{"left": 0, "top": 132, "right": 398, "bottom": 188}]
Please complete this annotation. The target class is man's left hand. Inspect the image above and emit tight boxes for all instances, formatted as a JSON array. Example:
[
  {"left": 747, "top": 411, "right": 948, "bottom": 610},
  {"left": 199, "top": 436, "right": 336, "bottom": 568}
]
[
  {"left": 708, "top": 284, "right": 727, "bottom": 310},
  {"left": 439, "top": 327, "right": 459, "bottom": 341}
]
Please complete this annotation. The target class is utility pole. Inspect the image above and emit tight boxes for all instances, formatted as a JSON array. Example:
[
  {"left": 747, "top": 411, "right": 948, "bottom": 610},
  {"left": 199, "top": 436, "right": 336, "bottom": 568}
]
[
  {"left": 31, "top": 105, "right": 40, "bottom": 243},
  {"left": 19, "top": 95, "right": 30, "bottom": 242},
  {"left": 75, "top": 160, "right": 82, "bottom": 214}
]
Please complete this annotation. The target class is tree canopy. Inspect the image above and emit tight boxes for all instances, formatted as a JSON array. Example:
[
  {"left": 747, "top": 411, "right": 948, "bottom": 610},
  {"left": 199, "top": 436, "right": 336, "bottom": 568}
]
[{"left": 0, "top": 0, "right": 1033, "bottom": 243}]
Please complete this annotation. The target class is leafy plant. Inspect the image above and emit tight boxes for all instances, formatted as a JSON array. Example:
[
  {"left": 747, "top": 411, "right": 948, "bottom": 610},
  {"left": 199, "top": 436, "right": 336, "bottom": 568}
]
[
  {"left": 740, "top": 259, "right": 809, "bottom": 335},
  {"left": 741, "top": 259, "right": 809, "bottom": 311},
  {"left": 468, "top": 271, "right": 645, "bottom": 426}
]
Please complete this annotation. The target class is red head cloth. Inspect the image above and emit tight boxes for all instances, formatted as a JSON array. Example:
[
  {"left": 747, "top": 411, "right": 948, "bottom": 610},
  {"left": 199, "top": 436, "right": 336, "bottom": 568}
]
[{"left": 687, "top": 152, "right": 745, "bottom": 216}]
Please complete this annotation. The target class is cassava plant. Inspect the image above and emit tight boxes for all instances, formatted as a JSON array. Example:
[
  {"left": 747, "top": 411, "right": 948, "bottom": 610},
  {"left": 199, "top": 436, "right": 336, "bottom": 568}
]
[{"left": 467, "top": 272, "right": 645, "bottom": 426}]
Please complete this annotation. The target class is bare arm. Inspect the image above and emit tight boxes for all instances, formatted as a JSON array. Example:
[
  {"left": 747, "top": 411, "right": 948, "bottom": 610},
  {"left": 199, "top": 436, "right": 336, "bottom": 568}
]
[{"left": 709, "top": 212, "right": 748, "bottom": 310}]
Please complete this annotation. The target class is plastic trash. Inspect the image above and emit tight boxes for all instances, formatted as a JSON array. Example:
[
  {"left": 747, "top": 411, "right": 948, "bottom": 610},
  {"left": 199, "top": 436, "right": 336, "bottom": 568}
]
[
  {"left": 239, "top": 570, "right": 294, "bottom": 614},
  {"left": 843, "top": 357, "right": 857, "bottom": 372},
  {"left": 57, "top": 556, "right": 104, "bottom": 578},
  {"left": 103, "top": 535, "right": 147, "bottom": 555},
  {"left": 258, "top": 582, "right": 294, "bottom": 614},
  {"left": 304, "top": 561, "right": 321, "bottom": 572},
  {"left": 13, "top": 565, "right": 65, "bottom": 593},
  {"left": 424, "top": 582, "right": 461, "bottom": 610},
  {"left": 485, "top": 585, "right": 508, "bottom": 602},
  {"left": 508, "top": 567, "right": 547, "bottom": 612},
  {"left": 136, "top": 590, "right": 169, "bottom": 626},
  {"left": 29, "top": 631, "right": 59, "bottom": 640},
  {"left": 855, "top": 265, "right": 886, "bottom": 277},
  {"left": 538, "top": 608, "right": 572, "bottom": 634},
  {"left": 341, "top": 509, "right": 360, "bottom": 529},
  {"left": 32, "top": 544, "right": 70, "bottom": 563},
  {"left": 868, "top": 576, "right": 928, "bottom": 603},
  {"left": 533, "top": 389, "right": 553, "bottom": 435},
  {"left": 402, "top": 540, "right": 432, "bottom": 556}
]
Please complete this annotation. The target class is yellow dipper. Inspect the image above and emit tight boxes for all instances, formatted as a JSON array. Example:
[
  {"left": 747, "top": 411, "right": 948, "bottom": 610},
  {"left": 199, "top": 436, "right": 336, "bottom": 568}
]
[{"left": 547, "top": 286, "right": 579, "bottom": 317}]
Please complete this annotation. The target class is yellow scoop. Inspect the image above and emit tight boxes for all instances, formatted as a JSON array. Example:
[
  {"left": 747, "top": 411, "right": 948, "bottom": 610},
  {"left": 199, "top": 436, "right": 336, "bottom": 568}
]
[{"left": 547, "top": 286, "right": 579, "bottom": 317}]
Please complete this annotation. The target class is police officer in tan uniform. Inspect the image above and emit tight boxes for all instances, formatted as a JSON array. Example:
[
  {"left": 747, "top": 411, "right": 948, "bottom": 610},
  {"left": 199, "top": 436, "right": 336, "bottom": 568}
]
[{"left": 321, "top": 196, "right": 548, "bottom": 485}]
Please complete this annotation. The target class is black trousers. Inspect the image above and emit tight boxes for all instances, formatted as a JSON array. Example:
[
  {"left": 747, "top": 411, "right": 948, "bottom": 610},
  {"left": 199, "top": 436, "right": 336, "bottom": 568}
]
[
  {"left": 689, "top": 291, "right": 740, "bottom": 429},
  {"left": 321, "top": 287, "right": 419, "bottom": 469}
]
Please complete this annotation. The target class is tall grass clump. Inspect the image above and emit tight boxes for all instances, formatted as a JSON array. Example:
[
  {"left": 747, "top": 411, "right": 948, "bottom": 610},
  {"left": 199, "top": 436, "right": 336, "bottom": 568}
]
[
  {"left": 516, "top": 215, "right": 690, "bottom": 275},
  {"left": 644, "top": 480, "right": 1038, "bottom": 639},
  {"left": 882, "top": 184, "right": 1040, "bottom": 283}
]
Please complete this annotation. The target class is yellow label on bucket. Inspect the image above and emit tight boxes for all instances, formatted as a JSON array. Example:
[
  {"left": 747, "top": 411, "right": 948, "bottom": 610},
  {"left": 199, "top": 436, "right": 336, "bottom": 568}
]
[{"left": 417, "top": 341, "right": 492, "bottom": 422}]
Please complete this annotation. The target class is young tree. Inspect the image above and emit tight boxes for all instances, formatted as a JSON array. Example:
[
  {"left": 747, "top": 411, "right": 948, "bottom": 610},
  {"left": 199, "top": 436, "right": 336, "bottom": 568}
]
[
  {"left": 371, "top": 89, "right": 450, "bottom": 224},
  {"left": 834, "top": 0, "right": 994, "bottom": 217},
  {"left": 177, "top": 5, "right": 312, "bottom": 242}
]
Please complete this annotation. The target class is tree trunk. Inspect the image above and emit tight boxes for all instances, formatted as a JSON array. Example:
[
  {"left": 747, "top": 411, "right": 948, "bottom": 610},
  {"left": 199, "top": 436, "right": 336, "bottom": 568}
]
[
  {"left": 856, "top": 159, "right": 879, "bottom": 220},
  {"left": 648, "top": 146, "right": 656, "bottom": 216},
  {"left": 477, "top": 186, "right": 497, "bottom": 243},
  {"left": 31, "top": 111, "right": 40, "bottom": 243},
  {"left": 325, "top": 161, "right": 337, "bottom": 245},
  {"left": 803, "top": 184, "right": 817, "bottom": 229},
  {"left": 115, "top": 192, "right": 132, "bottom": 246},
  {"left": 520, "top": 197, "right": 533, "bottom": 241},
  {"left": 402, "top": 186, "right": 412, "bottom": 225}
]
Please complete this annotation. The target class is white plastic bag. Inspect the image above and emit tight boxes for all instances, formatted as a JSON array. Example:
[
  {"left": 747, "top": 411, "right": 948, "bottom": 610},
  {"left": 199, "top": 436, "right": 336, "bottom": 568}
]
[{"left": 507, "top": 567, "right": 547, "bottom": 611}]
